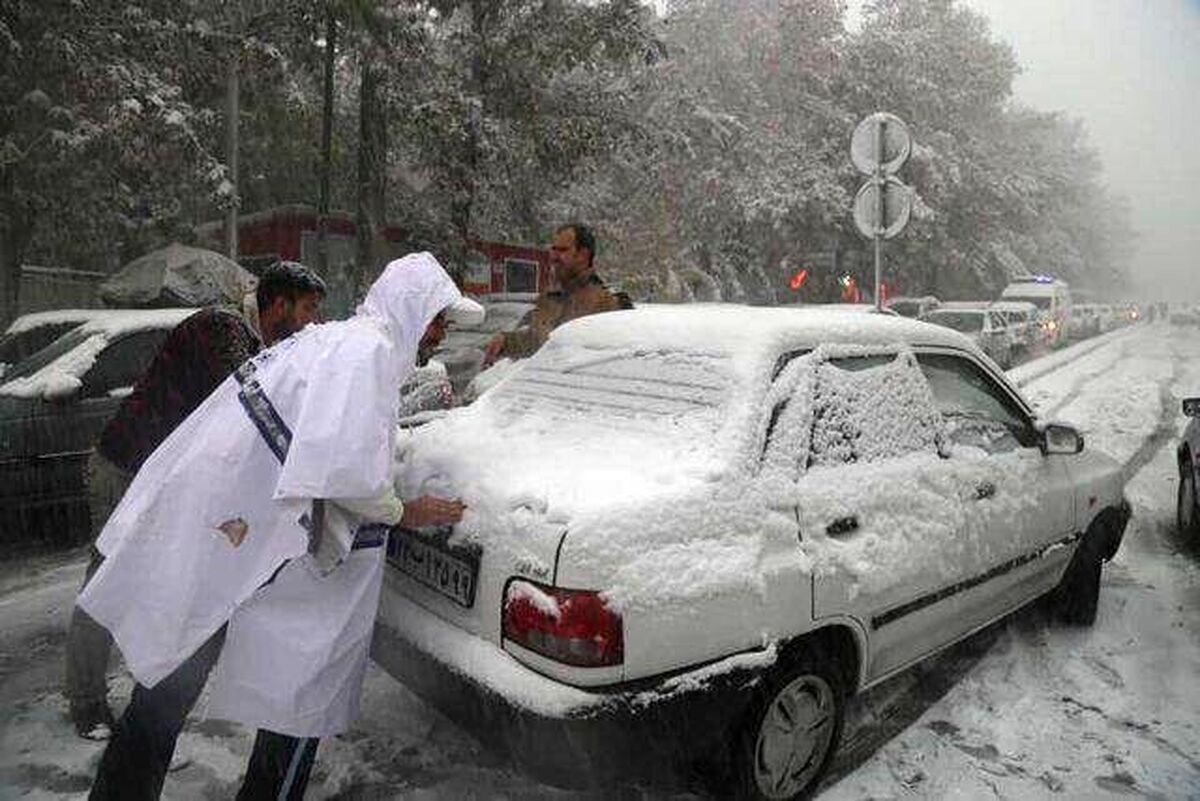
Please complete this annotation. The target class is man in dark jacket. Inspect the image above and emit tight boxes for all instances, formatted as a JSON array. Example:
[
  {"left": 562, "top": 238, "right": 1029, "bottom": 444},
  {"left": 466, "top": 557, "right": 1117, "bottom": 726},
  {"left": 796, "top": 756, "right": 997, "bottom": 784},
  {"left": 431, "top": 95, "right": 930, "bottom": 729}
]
[
  {"left": 65, "top": 261, "right": 326, "bottom": 739},
  {"left": 483, "top": 222, "right": 628, "bottom": 365}
]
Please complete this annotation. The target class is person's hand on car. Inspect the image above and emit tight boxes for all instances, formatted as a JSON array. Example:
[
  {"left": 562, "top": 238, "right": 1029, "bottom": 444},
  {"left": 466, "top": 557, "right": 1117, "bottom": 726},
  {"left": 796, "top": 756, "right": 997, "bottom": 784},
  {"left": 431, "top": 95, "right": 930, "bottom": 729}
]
[
  {"left": 400, "top": 495, "right": 466, "bottom": 528},
  {"left": 482, "top": 333, "right": 506, "bottom": 367}
]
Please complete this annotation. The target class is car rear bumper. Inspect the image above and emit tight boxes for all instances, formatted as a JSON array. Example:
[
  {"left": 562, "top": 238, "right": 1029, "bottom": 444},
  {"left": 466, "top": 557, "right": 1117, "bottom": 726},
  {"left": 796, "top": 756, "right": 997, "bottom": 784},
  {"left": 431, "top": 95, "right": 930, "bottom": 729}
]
[{"left": 370, "top": 589, "right": 768, "bottom": 790}]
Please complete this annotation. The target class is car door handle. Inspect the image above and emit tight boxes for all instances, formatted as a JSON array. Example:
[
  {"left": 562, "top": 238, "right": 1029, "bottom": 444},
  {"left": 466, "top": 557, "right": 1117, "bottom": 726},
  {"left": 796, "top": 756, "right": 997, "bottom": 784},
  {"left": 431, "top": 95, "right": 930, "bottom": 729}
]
[
  {"left": 826, "top": 516, "right": 859, "bottom": 536},
  {"left": 974, "top": 481, "right": 996, "bottom": 500}
]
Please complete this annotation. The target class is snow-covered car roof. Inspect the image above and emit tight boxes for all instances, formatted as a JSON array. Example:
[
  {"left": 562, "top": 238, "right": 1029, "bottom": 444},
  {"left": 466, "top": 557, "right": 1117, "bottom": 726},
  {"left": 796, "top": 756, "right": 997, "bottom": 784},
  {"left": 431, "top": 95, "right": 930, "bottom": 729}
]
[
  {"left": 0, "top": 308, "right": 195, "bottom": 399},
  {"left": 548, "top": 303, "right": 977, "bottom": 365},
  {"left": 2, "top": 308, "right": 112, "bottom": 336},
  {"left": 990, "top": 300, "right": 1038, "bottom": 312},
  {"left": 938, "top": 301, "right": 992, "bottom": 310}
]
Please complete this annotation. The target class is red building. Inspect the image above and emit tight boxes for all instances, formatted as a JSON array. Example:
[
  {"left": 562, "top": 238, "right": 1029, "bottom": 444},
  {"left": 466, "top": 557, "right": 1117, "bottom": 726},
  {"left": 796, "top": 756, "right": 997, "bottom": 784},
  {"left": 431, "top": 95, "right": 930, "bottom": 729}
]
[{"left": 197, "top": 205, "right": 552, "bottom": 298}]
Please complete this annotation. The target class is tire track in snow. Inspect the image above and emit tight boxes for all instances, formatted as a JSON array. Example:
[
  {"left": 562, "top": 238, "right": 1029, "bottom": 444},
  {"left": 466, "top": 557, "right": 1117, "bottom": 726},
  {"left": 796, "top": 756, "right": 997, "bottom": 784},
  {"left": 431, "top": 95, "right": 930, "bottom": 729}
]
[
  {"left": 1039, "top": 338, "right": 1131, "bottom": 421},
  {"left": 1118, "top": 342, "right": 1182, "bottom": 485}
]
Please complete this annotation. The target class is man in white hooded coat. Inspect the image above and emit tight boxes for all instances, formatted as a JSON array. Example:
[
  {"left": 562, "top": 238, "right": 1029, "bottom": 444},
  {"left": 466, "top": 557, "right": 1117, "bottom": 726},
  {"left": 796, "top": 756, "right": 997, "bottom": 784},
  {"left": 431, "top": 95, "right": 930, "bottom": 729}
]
[{"left": 77, "top": 253, "right": 481, "bottom": 800}]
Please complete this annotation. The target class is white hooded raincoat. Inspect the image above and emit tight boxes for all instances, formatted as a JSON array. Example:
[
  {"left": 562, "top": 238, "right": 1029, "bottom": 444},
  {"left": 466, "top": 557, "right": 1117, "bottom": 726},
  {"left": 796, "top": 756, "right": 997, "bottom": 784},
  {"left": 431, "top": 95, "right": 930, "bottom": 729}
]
[{"left": 78, "top": 253, "right": 473, "bottom": 737}]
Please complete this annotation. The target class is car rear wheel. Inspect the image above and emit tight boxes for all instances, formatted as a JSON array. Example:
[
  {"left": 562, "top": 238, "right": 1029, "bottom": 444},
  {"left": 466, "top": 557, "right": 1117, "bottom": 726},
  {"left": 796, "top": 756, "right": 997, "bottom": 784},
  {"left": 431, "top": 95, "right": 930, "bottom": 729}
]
[
  {"left": 1177, "top": 457, "right": 1199, "bottom": 540},
  {"left": 732, "top": 650, "right": 844, "bottom": 800}
]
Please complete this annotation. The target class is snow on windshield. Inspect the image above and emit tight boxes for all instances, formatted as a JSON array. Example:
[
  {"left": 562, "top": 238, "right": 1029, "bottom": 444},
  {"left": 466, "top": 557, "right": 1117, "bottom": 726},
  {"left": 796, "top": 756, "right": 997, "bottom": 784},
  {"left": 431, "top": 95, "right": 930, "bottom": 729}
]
[
  {"left": 926, "top": 311, "right": 984, "bottom": 333},
  {"left": 399, "top": 340, "right": 740, "bottom": 524}
]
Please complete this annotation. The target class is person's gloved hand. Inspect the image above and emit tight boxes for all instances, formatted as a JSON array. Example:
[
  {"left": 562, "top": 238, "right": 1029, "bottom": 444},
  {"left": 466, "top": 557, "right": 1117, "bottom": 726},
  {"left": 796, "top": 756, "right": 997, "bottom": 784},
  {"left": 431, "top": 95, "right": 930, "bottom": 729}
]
[{"left": 401, "top": 495, "right": 466, "bottom": 529}]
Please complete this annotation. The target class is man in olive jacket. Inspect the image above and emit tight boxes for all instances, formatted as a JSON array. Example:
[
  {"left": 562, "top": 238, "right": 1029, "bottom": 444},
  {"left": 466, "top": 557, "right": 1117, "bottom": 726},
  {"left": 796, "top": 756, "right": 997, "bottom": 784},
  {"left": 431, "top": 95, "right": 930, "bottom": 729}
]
[{"left": 483, "top": 223, "right": 628, "bottom": 365}]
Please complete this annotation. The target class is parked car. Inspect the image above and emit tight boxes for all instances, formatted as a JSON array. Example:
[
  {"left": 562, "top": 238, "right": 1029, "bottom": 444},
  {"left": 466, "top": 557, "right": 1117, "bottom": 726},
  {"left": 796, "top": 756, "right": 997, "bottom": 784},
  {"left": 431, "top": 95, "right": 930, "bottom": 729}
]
[
  {"left": 1177, "top": 396, "right": 1200, "bottom": 542},
  {"left": 989, "top": 300, "right": 1039, "bottom": 351},
  {"left": 0, "top": 309, "right": 112, "bottom": 379},
  {"left": 884, "top": 295, "right": 940, "bottom": 319},
  {"left": 920, "top": 305, "right": 1014, "bottom": 367},
  {"left": 0, "top": 308, "right": 195, "bottom": 549},
  {"left": 374, "top": 305, "right": 1129, "bottom": 798},
  {"left": 1000, "top": 276, "right": 1072, "bottom": 347},
  {"left": 434, "top": 297, "right": 534, "bottom": 398}
]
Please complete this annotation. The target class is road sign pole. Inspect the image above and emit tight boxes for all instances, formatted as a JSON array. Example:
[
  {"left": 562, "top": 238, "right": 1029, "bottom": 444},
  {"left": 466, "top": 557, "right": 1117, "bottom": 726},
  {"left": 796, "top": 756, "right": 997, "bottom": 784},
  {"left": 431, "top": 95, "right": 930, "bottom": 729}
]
[
  {"left": 874, "top": 118, "right": 886, "bottom": 310},
  {"left": 850, "top": 112, "right": 912, "bottom": 311}
]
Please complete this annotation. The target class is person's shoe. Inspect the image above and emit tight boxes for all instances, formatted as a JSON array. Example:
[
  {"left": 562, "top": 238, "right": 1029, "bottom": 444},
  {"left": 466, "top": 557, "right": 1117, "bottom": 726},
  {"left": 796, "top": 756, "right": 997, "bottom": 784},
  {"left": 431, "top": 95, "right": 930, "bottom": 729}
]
[{"left": 71, "top": 700, "right": 115, "bottom": 741}]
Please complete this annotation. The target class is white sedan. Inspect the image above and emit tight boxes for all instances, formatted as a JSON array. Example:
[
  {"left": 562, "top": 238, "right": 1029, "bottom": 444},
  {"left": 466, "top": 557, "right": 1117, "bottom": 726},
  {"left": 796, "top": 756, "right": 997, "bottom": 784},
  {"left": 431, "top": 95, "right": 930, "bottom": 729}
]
[{"left": 373, "top": 305, "right": 1129, "bottom": 799}]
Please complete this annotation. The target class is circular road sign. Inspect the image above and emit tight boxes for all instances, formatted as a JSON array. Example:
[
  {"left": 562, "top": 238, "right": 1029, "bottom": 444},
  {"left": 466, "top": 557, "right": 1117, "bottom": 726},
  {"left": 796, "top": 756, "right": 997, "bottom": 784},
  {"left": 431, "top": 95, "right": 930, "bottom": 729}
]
[
  {"left": 853, "top": 176, "right": 912, "bottom": 239},
  {"left": 851, "top": 112, "right": 912, "bottom": 176}
]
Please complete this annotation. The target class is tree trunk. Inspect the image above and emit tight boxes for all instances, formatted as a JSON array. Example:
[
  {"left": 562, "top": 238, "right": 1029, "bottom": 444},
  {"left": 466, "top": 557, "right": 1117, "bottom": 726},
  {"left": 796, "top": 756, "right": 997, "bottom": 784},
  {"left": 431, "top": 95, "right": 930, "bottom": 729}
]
[
  {"left": 0, "top": 213, "right": 20, "bottom": 329},
  {"left": 0, "top": 159, "right": 29, "bottom": 327},
  {"left": 354, "top": 59, "right": 387, "bottom": 300},
  {"left": 317, "top": 3, "right": 337, "bottom": 278},
  {"left": 446, "top": 0, "right": 494, "bottom": 286}
]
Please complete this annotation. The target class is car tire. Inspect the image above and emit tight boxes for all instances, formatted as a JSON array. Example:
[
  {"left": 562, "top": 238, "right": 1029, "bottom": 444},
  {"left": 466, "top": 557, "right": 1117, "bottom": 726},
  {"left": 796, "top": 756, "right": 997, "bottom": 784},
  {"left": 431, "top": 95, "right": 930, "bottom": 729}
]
[
  {"left": 730, "top": 648, "right": 845, "bottom": 801},
  {"left": 1056, "top": 533, "right": 1102, "bottom": 626},
  {"left": 1177, "top": 454, "right": 1200, "bottom": 540}
]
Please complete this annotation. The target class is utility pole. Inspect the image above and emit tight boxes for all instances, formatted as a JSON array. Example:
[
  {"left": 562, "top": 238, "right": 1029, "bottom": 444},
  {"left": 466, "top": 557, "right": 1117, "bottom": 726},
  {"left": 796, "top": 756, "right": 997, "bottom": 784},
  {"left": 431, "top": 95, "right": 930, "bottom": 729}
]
[{"left": 317, "top": 3, "right": 336, "bottom": 278}]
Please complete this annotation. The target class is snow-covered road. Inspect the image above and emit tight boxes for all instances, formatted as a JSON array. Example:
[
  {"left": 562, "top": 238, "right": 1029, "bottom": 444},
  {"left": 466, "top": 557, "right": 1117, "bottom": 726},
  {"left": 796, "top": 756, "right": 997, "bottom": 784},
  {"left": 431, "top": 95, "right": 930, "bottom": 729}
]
[{"left": 1, "top": 323, "right": 1197, "bottom": 800}]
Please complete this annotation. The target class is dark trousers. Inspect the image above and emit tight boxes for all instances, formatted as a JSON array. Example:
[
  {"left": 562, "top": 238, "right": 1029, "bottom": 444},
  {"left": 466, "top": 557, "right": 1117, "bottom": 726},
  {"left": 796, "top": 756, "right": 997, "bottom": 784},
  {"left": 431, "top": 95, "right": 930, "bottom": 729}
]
[
  {"left": 89, "top": 627, "right": 320, "bottom": 801},
  {"left": 65, "top": 547, "right": 112, "bottom": 716}
]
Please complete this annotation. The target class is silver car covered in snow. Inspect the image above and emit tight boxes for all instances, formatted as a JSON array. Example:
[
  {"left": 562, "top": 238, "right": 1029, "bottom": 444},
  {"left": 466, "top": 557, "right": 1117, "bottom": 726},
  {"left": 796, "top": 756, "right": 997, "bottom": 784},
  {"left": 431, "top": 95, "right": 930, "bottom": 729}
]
[{"left": 373, "top": 305, "right": 1129, "bottom": 799}]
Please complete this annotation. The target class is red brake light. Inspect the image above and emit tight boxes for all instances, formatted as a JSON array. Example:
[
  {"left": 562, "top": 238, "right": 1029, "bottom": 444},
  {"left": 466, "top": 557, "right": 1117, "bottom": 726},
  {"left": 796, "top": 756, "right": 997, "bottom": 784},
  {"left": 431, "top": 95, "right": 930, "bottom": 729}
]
[{"left": 502, "top": 579, "right": 624, "bottom": 668}]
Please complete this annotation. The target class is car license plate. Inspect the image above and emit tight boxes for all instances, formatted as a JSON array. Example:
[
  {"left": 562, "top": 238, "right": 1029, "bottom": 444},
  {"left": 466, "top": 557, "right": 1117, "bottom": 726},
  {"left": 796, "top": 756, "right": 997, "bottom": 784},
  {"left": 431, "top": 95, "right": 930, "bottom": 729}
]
[{"left": 386, "top": 526, "right": 480, "bottom": 608}]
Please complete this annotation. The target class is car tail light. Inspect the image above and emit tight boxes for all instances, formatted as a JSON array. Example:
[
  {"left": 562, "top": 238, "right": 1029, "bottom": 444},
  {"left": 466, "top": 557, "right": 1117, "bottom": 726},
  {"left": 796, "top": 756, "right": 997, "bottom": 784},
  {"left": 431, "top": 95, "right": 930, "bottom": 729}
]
[{"left": 502, "top": 579, "right": 623, "bottom": 667}]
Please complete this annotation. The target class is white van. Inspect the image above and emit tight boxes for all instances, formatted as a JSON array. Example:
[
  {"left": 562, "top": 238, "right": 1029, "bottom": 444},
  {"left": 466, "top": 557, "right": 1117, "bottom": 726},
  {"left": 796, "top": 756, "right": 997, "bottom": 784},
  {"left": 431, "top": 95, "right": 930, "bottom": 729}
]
[{"left": 1000, "top": 276, "right": 1072, "bottom": 346}]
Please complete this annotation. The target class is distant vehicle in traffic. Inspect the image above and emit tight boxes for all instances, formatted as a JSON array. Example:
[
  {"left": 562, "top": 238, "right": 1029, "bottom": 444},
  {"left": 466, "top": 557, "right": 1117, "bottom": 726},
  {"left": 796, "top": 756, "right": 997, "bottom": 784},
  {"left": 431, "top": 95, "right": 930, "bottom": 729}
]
[
  {"left": 1001, "top": 276, "right": 1072, "bottom": 347},
  {"left": 885, "top": 295, "right": 940, "bottom": 319},
  {"left": 375, "top": 304, "right": 1129, "bottom": 800},
  {"left": 920, "top": 304, "right": 1014, "bottom": 367},
  {"left": 1070, "top": 304, "right": 1104, "bottom": 339},
  {"left": 989, "top": 300, "right": 1039, "bottom": 351},
  {"left": 0, "top": 309, "right": 194, "bottom": 549},
  {"left": 434, "top": 296, "right": 534, "bottom": 398}
]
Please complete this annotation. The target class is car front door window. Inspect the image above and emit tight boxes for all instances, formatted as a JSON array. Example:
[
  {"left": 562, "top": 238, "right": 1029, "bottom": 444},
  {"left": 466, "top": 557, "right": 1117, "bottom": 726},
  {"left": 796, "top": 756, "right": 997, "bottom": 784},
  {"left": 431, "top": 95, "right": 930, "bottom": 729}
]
[{"left": 916, "top": 352, "right": 1036, "bottom": 453}]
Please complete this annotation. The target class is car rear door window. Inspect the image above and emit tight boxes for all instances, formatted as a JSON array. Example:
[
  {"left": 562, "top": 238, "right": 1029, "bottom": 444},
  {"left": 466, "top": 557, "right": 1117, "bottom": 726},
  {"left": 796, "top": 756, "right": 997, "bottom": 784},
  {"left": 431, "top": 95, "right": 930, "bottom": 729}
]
[{"left": 807, "top": 351, "right": 944, "bottom": 470}]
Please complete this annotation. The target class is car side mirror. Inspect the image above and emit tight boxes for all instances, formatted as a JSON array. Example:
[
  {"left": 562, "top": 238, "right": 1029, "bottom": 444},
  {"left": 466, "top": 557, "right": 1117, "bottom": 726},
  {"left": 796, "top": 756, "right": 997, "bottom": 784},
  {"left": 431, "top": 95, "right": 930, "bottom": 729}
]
[
  {"left": 1042, "top": 423, "right": 1084, "bottom": 455},
  {"left": 1183, "top": 397, "right": 1200, "bottom": 418}
]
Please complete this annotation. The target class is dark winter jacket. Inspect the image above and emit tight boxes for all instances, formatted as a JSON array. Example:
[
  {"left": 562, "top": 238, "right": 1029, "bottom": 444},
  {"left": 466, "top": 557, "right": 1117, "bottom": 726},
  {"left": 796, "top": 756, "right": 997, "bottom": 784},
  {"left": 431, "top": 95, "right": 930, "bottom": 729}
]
[
  {"left": 97, "top": 307, "right": 260, "bottom": 473},
  {"left": 499, "top": 274, "right": 625, "bottom": 359}
]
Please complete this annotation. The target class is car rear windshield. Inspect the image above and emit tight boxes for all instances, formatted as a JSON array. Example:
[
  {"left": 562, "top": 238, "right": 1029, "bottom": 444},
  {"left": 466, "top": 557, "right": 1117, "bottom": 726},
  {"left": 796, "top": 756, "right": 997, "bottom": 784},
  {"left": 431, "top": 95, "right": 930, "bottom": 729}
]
[
  {"left": 888, "top": 301, "right": 921, "bottom": 317},
  {"left": 925, "top": 311, "right": 984, "bottom": 333},
  {"left": 489, "top": 343, "right": 733, "bottom": 435},
  {"left": 0, "top": 322, "right": 83, "bottom": 366},
  {"left": 0, "top": 329, "right": 92, "bottom": 383}
]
